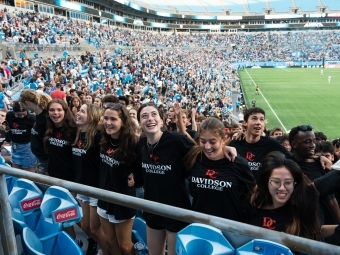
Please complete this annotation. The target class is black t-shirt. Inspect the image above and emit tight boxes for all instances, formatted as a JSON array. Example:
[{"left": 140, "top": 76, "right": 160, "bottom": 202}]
[
  {"left": 6, "top": 111, "right": 35, "bottom": 144},
  {"left": 30, "top": 109, "right": 48, "bottom": 159},
  {"left": 249, "top": 204, "right": 289, "bottom": 232},
  {"left": 73, "top": 131, "right": 101, "bottom": 188},
  {"left": 140, "top": 131, "right": 194, "bottom": 224},
  {"left": 97, "top": 139, "right": 141, "bottom": 220},
  {"left": 47, "top": 126, "right": 77, "bottom": 181},
  {"left": 314, "top": 170, "right": 340, "bottom": 198},
  {"left": 229, "top": 136, "right": 291, "bottom": 178},
  {"left": 189, "top": 153, "right": 255, "bottom": 221}
]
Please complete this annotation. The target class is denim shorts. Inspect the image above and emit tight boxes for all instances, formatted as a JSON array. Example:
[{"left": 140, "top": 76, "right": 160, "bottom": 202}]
[
  {"left": 97, "top": 207, "right": 135, "bottom": 224},
  {"left": 11, "top": 142, "right": 37, "bottom": 169},
  {"left": 76, "top": 194, "right": 98, "bottom": 207}
]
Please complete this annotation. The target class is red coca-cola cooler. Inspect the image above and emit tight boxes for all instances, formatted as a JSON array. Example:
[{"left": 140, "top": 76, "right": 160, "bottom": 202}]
[
  {"left": 8, "top": 179, "right": 43, "bottom": 215},
  {"left": 40, "top": 186, "right": 83, "bottom": 228}
]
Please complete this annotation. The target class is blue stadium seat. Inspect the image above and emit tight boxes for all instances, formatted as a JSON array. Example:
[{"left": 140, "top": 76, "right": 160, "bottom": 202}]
[
  {"left": 176, "top": 223, "right": 234, "bottom": 255},
  {"left": 40, "top": 186, "right": 83, "bottom": 228},
  {"left": 236, "top": 239, "right": 293, "bottom": 255},
  {"left": 22, "top": 227, "right": 82, "bottom": 255},
  {"left": 12, "top": 210, "right": 62, "bottom": 253},
  {"left": 269, "top": 0, "right": 292, "bottom": 12},
  {"left": 295, "top": 0, "right": 319, "bottom": 12},
  {"left": 322, "top": 0, "right": 340, "bottom": 10},
  {"left": 6, "top": 175, "right": 18, "bottom": 194}
]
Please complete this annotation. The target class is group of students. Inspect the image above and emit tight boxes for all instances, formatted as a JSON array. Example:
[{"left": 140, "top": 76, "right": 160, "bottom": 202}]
[{"left": 2, "top": 90, "right": 340, "bottom": 254}]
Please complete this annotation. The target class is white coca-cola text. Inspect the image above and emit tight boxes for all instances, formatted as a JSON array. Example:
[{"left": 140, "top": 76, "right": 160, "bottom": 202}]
[
  {"left": 55, "top": 208, "right": 78, "bottom": 222},
  {"left": 21, "top": 198, "right": 42, "bottom": 211}
]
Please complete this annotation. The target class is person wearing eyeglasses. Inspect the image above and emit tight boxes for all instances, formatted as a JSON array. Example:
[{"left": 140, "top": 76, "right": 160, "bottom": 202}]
[
  {"left": 289, "top": 125, "right": 340, "bottom": 225},
  {"left": 4, "top": 101, "right": 36, "bottom": 172},
  {"left": 97, "top": 102, "right": 141, "bottom": 255},
  {"left": 249, "top": 152, "right": 322, "bottom": 241}
]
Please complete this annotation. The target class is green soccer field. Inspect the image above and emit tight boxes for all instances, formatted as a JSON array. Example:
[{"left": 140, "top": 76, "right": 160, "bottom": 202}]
[{"left": 239, "top": 68, "right": 340, "bottom": 139}]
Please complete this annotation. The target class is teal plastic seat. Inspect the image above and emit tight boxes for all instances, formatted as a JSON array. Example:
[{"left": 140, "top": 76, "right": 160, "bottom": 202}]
[
  {"left": 176, "top": 223, "right": 234, "bottom": 255},
  {"left": 236, "top": 239, "right": 294, "bottom": 255},
  {"left": 40, "top": 186, "right": 83, "bottom": 228},
  {"left": 22, "top": 227, "right": 83, "bottom": 255}
]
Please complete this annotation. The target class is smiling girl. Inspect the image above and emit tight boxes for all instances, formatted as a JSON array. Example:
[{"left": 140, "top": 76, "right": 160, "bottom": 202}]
[
  {"left": 249, "top": 151, "right": 321, "bottom": 240},
  {"left": 44, "top": 99, "right": 77, "bottom": 181},
  {"left": 44, "top": 99, "right": 79, "bottom": 241},
  {"left": 185, "top": 117, "right": 255, "bottom": 221},
  {"left": 72, "top": 103, "right": 109, "bottom": 255},
  {"left": 137, "top": 103, "right": 194, "bottom": 255},
  {"left": 97, "top": 103, "right": 141, "bottom": 255}
]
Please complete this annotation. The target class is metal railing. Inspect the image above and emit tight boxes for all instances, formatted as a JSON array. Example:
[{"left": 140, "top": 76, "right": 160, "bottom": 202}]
[{"left": 1, "top": 165, "right": 340, "bottom": 255}]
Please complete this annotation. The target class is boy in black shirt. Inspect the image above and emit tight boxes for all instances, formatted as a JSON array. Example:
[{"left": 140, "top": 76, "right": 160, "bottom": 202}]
[
  {"left": 229, "top": 107, "right": 291, "bottom": 178},
  {"left": 289, "top": 125, "right": 340, "bottom": 225}
]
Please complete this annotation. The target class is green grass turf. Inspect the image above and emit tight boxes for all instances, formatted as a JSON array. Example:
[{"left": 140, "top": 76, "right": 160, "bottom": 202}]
[{"left": 239, "top": 68, "right": 340, "bottom": 139}]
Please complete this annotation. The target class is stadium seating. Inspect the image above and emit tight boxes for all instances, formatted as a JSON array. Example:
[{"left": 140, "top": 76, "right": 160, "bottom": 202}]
[
  {"left": 321, "top": 0, "right": 340, "bottom": 10},
  {"left": 176, "top": 223, "right": 234, "bottom": 255},
  {"left": 236, "top": 239, "right": 294, "bottom": 255},
  {"left": 22, "top": 227, "right": 83, "bottom": 255},
  {"left": 40, "top": 186, "right": 83, "bottom": 228},
  {"left": 295, "top": 0, "right": 319, "bottom": 12}
]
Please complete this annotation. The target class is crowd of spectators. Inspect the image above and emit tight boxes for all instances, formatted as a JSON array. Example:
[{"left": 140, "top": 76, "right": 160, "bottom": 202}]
[
  {"left": 1, "top": 7, "right": 340, "bottom": 124},
  {"left": 1, "top": 8, "right": 340, "bottom": 61},
  {"left": 3, "top": 6, "right": 340, "bottom": 255}
]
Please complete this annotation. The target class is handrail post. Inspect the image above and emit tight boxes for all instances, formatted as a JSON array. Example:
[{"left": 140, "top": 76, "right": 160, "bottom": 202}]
[{"left": 0, "top": 174, "right": 18, "bottom": 255}]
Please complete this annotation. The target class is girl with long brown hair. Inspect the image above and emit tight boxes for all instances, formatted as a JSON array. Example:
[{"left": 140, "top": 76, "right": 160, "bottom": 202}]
[
  {"left": 43, "top": 99, "right": 79, "bottom": 242},
  {"left": 185, "top": 117, "right": 255, "bottom": 222},
  {"left": 97, "top": 103, "right": 140, "bottom": 255}
]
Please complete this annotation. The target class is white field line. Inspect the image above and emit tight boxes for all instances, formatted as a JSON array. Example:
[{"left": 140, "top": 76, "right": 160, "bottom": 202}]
[
  {"left": 282, "top": 69, "right": 290, "bottom": 72},
  {"left": 244, "top": 69, "right": 288, "bottom": 133}
]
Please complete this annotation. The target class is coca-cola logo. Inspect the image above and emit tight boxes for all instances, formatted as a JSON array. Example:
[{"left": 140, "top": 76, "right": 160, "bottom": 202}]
[
  {"left": 20, "top": 197, "right": 42, "bottom": 211},
  {"left": 54, "top": 207, "right": 78, "bottom": 223}
]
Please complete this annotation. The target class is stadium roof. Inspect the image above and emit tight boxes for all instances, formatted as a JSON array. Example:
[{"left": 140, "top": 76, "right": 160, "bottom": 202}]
[{"left": 128, "top": 0, "right": 340, "bottom": 15}]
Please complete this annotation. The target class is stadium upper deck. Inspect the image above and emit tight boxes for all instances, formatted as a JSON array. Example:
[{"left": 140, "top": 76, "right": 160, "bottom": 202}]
[
  {"left": 130, "top": 0, "right": 340, "bottom": 15},
  {"left": 16, "top": 0, "right": 340, "bottom": 32}
]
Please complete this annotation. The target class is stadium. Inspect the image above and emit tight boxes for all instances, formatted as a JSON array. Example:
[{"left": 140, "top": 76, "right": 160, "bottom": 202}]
[{"left": 0, "top": 0, "right": 340, "bottom": 254}]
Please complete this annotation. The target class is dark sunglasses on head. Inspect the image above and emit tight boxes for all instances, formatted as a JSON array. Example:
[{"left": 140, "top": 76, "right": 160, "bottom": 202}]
[
  {"left": 103, "top": 102, "right": 122, "bottom": 109},
  {"left": 298, "top": 124, "right": 314, "bottom": 131}
]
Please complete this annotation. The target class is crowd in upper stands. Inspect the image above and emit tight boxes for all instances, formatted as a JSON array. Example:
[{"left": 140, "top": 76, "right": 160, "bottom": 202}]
[
  {"left": 0, "top": 7, "right": 339, "bottom": 125},
  {"left": 1, "top": 7, "right": 340, "bottom": 62}
]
